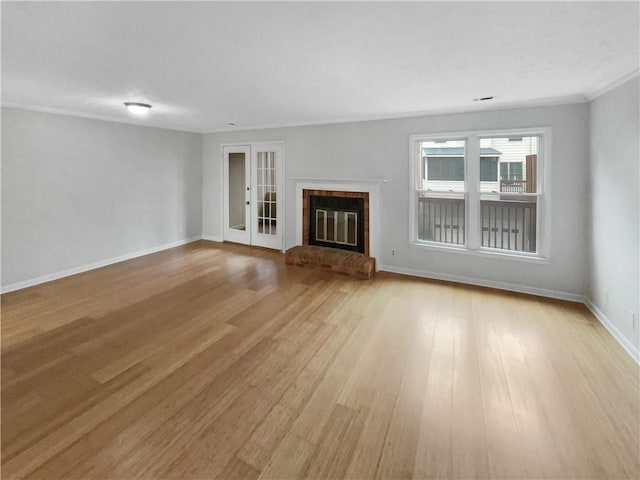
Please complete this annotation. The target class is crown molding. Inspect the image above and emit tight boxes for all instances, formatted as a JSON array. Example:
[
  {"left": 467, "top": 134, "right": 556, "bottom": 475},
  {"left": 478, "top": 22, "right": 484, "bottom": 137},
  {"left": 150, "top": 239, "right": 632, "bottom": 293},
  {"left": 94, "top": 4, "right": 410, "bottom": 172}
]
[
  {"left": 205, "top": 94, "right": 588, "bottom": 134},
  {"left": 585, "top": 69, "right": 640, "bottom": 101}
]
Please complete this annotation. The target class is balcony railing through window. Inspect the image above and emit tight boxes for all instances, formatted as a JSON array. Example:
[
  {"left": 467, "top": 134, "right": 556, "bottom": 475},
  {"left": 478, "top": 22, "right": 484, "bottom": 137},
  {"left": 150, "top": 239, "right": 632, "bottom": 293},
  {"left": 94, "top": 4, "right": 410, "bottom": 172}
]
[
  {"left": 417, "top": 196, "right": 537, "bottom": 253},
  {"left": 499, "top": 179, "right": 528, "bottom": 193},
  {"left": 480, "top": 197, "right": 537, "bottom": 253},
  {"left": 417, "top": 195, "right": 465, "bottom": 245}
]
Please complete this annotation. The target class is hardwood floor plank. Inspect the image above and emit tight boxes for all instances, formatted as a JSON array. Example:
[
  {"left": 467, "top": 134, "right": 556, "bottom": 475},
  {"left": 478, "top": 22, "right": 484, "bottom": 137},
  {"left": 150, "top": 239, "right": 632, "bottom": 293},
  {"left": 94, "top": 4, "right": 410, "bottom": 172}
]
[
  {"left": 216, "top": 455, "right": 261, "bottom": 480},
  {"left": 27, "top": 319, "right": 265, "bottom": 478},
  {"left": 337, "top": 286, "right": 418, "bottom": 410},
  {"left": 449, "top": 288, "right": 490, "bottom": 479},
  {"left": 160, "top": 386, "right": 274, "bottom": 478},
  {"left": 500, "top": 295, "right": 570, "bottom": 479},
  {"left": 474, "top": 289, "right": 529, "bottom": 479},
  {"left": 258, "top": 432, "right": 316, "bottom": 480},
  {"left": 539, "top": 301, "right": 639, "bottom": 478},
  {"left": 343, "top": 389, "right": 397, "bottom": 479},
  {"left": 412, "top": 284, "right": 457, "bottom": 480},
  {"left": 3, "top": 320, "right": 236, "bottom": 478},
  {"left": 1, "top": 244, "right": 224, "bottom": 349},
  {"left": 66, "top": 337, "right": 270, "bottom": 479},
  {"left": 2, "top": 361, "right": 149, "bottom": 464},
  {"left": 237, "top": 309, "right": 363, "bottom": 471},
  {"left": 288, "top": 283, "right": 386, "bottom": 444},
  {"left": 377, "top": 283, "right": 441, "bottom": 480},
  {"left": 302, "top": 403, "right": 366, "bottom": 480},
  {"left": 518, "top": 299, "right": 600, "bottom": 478}
]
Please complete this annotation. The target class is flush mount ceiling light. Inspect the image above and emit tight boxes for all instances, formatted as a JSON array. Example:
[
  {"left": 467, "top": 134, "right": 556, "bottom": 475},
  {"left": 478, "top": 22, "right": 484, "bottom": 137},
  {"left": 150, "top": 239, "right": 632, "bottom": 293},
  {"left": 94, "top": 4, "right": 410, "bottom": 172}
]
[
  {"left": 124, "top": 102, "right": 152, "bottom": 115},
  {"left": 473, "top": 96, "right": 494, "bottom": 102}
]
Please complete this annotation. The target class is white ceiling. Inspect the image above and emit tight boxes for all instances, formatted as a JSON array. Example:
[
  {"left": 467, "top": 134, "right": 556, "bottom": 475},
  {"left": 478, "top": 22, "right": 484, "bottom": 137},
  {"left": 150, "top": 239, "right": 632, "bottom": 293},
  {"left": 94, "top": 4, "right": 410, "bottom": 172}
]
[{"left": 2, "top": 1, "right": 638, "bottom": 133}]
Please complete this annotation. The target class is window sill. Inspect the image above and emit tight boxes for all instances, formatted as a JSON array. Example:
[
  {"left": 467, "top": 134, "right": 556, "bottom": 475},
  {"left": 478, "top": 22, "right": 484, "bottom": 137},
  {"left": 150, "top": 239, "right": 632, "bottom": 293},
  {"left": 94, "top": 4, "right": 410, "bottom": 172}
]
[{"left": 410, "top": 241, "right": 550, "bottom": 264}]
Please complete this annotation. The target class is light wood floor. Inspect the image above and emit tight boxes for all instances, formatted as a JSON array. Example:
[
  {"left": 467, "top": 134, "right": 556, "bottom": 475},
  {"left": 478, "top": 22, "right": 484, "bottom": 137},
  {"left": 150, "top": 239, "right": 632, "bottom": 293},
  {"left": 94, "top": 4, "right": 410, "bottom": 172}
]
[{"left": 2, "top": 241, "right": 639, "bottom": 479}]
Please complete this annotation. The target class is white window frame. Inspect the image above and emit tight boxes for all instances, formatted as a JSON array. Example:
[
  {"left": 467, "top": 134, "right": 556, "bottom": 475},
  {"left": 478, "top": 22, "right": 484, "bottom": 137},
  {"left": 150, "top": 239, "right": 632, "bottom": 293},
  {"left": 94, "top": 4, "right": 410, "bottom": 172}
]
[{"left": 409, "top": 127, "right": 551, "bottom": 263}]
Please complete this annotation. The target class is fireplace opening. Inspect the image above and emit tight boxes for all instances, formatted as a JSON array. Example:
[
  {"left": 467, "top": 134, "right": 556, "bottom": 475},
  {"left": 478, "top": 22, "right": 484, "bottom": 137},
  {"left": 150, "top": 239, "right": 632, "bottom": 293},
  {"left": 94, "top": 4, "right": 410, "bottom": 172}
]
[
  {"left": 315, "top": 210, "right": 358, "bottom": 246},
  {"left": 306, "top": 192, "right": 367, "bottom": 254}
]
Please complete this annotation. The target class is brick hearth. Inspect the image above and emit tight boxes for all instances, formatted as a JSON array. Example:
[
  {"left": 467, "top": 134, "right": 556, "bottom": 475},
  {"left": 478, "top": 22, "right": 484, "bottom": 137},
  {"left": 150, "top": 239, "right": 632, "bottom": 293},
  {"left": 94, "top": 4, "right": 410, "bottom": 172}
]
[{"left": 285, "top": 245, "right": 376, "bottom": 279}]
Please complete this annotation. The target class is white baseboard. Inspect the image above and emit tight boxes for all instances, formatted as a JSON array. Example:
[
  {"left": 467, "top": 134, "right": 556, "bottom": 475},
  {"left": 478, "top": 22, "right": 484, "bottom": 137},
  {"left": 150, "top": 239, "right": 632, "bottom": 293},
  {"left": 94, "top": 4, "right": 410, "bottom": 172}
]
[
  {"left": 1, "top": 236, "right": 202, "bottom": 294},
  {"left": 584, "top": 299, "right": 640, "bottom": 365},
  {"left": 377, "top": 264, "right": 584, "bottom": 303},
  {"left": 202, "top": 235, "right": 223, "bottom": 243}
]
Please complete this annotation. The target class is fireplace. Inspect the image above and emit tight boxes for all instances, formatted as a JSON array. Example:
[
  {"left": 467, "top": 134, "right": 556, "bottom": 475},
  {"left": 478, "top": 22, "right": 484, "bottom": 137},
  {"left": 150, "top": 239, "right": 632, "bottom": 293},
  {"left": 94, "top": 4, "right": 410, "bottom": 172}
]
[
  {"left": 303, "top": 189, "right": 369, "bottom": 256},
  {"left": 295, "top": 178, "right": 385, "bottom": 264}
]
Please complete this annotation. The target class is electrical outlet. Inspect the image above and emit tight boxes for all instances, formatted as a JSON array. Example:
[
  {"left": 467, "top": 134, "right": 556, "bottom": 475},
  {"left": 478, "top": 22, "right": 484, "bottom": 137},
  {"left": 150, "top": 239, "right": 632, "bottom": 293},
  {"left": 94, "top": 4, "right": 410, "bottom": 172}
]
[
  {"left": 631, "top": 311, "right": 636, "bottom": 329},
  {"left": 391, "top": 249, "right": 396, "bottom": 256},
  {"left": 604, "top": 288, "right": 609, "bottom": 304}
]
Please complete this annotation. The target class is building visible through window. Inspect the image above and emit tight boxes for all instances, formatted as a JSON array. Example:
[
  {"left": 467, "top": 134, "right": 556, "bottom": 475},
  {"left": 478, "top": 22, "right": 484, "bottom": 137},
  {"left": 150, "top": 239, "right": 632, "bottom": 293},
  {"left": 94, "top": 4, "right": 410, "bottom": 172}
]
[
  {"left": 422, "top": 146, "right": 501, "bottom": 191},
  {"left": 413, "top": 133, "right": 544, "bottom": 255}
]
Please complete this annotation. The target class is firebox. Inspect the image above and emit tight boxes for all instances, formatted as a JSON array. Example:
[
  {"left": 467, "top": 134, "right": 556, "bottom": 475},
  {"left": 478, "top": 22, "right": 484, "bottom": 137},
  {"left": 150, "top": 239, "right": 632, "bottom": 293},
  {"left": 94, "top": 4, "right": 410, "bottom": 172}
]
[{"left": 303, "top": 190, "right": 369, "bottom": 255}]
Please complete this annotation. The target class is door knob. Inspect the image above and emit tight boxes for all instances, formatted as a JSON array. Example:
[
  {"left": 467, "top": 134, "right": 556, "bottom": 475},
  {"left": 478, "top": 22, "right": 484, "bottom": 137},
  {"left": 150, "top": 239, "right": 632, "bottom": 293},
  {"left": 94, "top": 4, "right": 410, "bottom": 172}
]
[{"left": 246, "top": 201, "right": 250, "bottom": 205}]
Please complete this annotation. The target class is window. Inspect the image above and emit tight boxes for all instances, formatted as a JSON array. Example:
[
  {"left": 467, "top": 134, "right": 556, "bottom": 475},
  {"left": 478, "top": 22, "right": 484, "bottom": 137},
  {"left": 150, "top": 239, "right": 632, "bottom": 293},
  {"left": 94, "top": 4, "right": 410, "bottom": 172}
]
[
  {"left": 416, "top": 140, "right": 466, "bottom": 245},
  {"left": 411, "top": 129, "right": 548, "bottom": 258},
  {"left": 480, "top": 156, "right": 498, "bottom": 182},
  {"left": 480, "top": 136, "right": 539, "bottom": 253},
  {"left": 425, "top": 157, "right": 464, "bottom": 181},
  {"left": 500, "top": 162, "right": 523, "bottom": 180}
]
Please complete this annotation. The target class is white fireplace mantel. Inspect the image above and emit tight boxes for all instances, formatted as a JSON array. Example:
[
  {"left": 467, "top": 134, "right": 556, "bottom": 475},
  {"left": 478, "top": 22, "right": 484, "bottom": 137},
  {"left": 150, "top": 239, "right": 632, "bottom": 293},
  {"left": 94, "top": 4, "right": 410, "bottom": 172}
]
[{"left": 294, "top": 178, "right": 387, "bottom": 265}]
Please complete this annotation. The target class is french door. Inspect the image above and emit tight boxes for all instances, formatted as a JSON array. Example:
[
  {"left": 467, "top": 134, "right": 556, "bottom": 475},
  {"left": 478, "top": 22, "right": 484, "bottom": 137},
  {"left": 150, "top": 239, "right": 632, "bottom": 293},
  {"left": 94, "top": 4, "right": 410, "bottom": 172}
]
[{"left": 223, "top": 143, "right": 284, "bottom": 250}]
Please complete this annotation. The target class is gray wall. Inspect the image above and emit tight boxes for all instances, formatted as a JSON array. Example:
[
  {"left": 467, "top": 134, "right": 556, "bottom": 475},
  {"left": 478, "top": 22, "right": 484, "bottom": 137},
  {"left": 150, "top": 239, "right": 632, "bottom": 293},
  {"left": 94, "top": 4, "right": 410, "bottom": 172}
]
[
  {"left": 1, "top": 108, "right": 203, "bottom": 288},
  {"left": 588, "top": 76, "right": 640, "bottom": 353},
  {"left": 203, "top": 103, "right": 590, "bottom": 297}
]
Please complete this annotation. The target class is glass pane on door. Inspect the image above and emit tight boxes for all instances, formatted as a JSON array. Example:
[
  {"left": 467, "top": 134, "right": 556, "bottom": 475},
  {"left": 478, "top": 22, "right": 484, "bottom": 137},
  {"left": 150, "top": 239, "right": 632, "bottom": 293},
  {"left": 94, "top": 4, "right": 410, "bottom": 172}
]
[
  {"left": 228, "top": 152, "right": 246, "bottom": 231},
  {"left": 257, "top": 151, "right": 277, "bottom": 236}
]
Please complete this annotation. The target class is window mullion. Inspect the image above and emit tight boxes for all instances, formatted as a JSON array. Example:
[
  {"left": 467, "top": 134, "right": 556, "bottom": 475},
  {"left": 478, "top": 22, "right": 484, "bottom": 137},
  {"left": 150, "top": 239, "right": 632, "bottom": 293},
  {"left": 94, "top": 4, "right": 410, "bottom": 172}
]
[{"left": 466, "top": 136, "right": 480, "bottom": 250}]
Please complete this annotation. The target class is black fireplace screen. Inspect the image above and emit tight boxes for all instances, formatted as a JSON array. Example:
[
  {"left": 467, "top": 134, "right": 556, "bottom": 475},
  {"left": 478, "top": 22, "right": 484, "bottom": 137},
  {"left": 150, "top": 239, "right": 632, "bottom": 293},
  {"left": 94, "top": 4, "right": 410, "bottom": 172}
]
[{"left": 309, "top": 195, "right": 365, "bottom": 254}]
